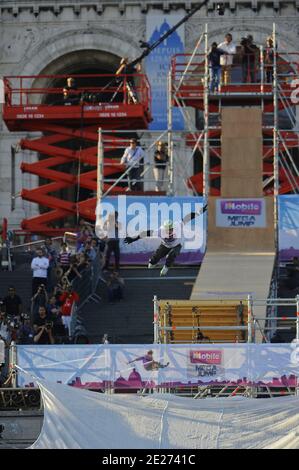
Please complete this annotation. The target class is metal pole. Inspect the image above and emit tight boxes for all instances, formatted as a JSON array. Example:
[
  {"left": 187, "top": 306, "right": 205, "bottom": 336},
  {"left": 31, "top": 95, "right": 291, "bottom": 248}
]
[
  {"left": 247, "top": 295, "right": 253, "bottom": 343},
  {"left": 203, "top": 23, "right": 209, "bottom": 200},
  {"left": 260, "top": 45, "right": 264, "bottom": 95},
  {"left": 296, "top": 295, "right": 299, "bottom": 342},
  {"left": 153, "top": 295, "right": 159, "bottom": 344},
  {"left": 9, "top": 341, "right": 17, "bottom": 388},
  {"left": 167, "top": 69, "right": 174, "bottom": 196},
  {"left": 97, "top": 127, "right": 104, "bottom": 201},
  {"left": 273, "top": 23, "right": 279, "bottom": 256}
]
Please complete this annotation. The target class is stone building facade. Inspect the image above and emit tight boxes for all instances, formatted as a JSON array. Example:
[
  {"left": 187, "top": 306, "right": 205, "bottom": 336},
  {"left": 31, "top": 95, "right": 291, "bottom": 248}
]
[{"left": 0, "top": 0, "right": 298, "bottom": 228}]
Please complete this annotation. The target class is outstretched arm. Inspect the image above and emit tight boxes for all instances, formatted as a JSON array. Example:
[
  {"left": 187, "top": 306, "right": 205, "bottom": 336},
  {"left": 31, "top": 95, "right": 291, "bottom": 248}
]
[
  {"left": 124, "top": 229, "right": 153, "bottom": 245},
  {"left": 182, "top": 204, "right": 207, "bottom": 224}
]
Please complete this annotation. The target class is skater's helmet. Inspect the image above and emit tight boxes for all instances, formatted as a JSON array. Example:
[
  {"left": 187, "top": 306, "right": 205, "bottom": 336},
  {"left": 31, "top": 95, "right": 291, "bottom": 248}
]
[{"left": 163, "top": 220, "right": 174, "bottom": 231}]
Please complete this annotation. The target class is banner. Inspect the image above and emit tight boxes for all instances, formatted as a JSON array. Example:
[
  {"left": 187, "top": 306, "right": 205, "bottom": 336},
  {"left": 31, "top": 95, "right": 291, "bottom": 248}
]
[
  {"left": 17, "top": 343, "right": 299, "bottom": 389},
  {"left": 146, "top": 11, "right": 185, "bottom": 130},
  {"left": 278, "top": 195, "right": 299, "bottom": 261},
  {"left": 216, "top": 198, "right": 266, "bottom": 228},
  {"left": 95, "top": 195, "right": 206, "bottom": 264}
]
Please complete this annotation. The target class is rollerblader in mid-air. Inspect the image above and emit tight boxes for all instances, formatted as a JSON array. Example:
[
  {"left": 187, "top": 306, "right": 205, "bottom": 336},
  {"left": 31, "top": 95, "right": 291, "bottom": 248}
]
[{"left": 124, "top": 204, "right": 207, "bottom": 276}]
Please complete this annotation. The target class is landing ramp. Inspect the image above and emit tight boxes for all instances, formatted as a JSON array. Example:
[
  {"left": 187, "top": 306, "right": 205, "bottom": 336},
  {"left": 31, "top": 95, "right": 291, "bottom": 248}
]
[{"left": 191, "top": 108, "right": 276, "bottom": 340}]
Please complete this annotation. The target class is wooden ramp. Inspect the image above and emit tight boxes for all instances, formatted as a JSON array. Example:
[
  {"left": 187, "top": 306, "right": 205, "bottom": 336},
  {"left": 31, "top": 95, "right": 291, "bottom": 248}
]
[
  {"left": 191, "top": 108, "right": 275, "bottom": 342},
  {"left": 158, "top": 299, "right": 248, "bottom": 344}
]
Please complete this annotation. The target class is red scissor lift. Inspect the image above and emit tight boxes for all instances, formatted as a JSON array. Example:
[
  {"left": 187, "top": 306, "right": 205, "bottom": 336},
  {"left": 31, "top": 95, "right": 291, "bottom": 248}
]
[
  {"left": 170, "top": 52, "right": 299, "bottom": 196},
  {"left": 3, "top": 73, "right": 153, "bottom": 235}
]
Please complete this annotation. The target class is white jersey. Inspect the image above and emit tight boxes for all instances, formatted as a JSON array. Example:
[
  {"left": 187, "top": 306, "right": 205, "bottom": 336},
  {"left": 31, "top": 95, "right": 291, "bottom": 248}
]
[
  {"left": 120, "top": 146, "right": 145, "bottom": 168},
  {"left": 157, "top": 221, "right": 184, "bottom": 248},
  {"left": 217, "top": 41, "right": 236, "bottom": 66}
]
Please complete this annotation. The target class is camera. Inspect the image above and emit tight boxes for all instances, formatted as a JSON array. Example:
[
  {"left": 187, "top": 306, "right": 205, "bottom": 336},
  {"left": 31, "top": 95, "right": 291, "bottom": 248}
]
[
  {"left": 216, "top": 3, "right": 225, "bottom": 15},
  {"left": 45, "top": 322, "right": 53, "bottom": 330},
  {"left": 10, "top": 317, "right": 20, "bottom": 329}
]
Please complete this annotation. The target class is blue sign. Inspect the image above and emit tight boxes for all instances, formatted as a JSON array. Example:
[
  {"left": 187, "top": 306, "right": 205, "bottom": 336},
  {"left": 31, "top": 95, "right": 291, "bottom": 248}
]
[{"left": 146, "top": 15, "right": 185, "bottom": 130}]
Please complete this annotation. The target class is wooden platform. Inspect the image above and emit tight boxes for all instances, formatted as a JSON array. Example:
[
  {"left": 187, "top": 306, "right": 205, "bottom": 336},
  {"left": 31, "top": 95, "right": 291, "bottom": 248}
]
[{"left": 158, "top": 299, "right": 248, "bottom": 344}]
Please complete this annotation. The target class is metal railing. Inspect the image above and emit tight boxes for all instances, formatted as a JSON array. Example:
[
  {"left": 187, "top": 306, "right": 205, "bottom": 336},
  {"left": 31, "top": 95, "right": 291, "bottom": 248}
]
[
  {"left": 3, "top": 73, "right": 151, "bottom": 114},
  {"left": 153, "top": 295, "right": 299, "bottom": 344}
]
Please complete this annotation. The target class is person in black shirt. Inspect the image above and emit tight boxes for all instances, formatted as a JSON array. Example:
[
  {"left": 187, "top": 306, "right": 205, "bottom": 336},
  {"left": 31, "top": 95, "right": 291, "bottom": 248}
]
[
  {"left": 2, "top": 286, "right": 22, "bottom": 319},
  {"left": 33, "top": 305, "right": 55, "bottom": 345},
  {"left": 208, "top": 42, "right": 226, "bottom": 92},
  {"left": 240, "top": 35, "right": 258, "bottom": 83}
]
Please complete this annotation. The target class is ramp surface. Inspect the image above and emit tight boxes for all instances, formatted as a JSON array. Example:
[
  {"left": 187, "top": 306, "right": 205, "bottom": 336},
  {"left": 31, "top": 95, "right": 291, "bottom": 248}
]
[{"left": 191, "top": 108, "right": 275, "bottom": 339}]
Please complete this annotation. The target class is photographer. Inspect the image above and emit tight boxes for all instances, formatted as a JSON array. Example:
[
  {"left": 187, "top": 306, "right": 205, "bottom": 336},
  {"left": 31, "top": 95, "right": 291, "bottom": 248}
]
[
  {"left": 240, "top": 35, "right": 258, "bottom": 83},
  {"left": 59, "top": 286, "right": 79, "bottom": 338},
  {"left": 31, "top": 283, "right": 48, "bottom": 319},
  {"left": 33, "top": 306, "right": 55, "bottom": 345}
]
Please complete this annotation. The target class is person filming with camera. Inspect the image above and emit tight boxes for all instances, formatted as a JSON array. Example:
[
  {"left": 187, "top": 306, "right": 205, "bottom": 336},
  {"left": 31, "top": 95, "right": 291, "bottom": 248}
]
[{"left": 33, "top": 305, "right": 55, "bottom": 345}]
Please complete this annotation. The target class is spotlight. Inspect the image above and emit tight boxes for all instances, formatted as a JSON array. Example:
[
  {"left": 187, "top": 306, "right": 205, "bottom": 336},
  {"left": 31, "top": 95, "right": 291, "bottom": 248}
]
[{"left": 216, "top": 3, "right": 225, "bottom": 15}]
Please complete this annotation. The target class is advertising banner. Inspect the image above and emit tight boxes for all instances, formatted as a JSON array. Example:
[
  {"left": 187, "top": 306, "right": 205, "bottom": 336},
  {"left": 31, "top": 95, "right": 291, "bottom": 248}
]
[
  {"left": 17, "top": 343, "right": 299, "bottom": 389},
  {"left": 216, "top": 198, "right": 266, "bottom": 228},
  {"left": 95, "top": 195, "right": 206, "bottom": 264},
  {"left": 146, "top": 11, "right": 185, "bottom": 130},
  {"left": 278, "top": 195, "right": 299, "bottom": 261}
]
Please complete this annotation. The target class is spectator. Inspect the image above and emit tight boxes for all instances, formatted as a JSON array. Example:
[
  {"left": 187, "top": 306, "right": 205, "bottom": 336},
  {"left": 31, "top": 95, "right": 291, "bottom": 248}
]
[
  {"left": 42, "top": 237, "right": 57, "bottom": 291},
  {"left": 59, "top": 286, "right": 79, "bottom": 337},
  {"left": 0, "top": 312, "right": 11, "bottom": 347},
  {"left": 217, "top": 33, "right": 236, "bottom": 85},
  {"left": 31, "top": 283, "right": 48, "bottom": 319},
  {"left": 78, "top": 240, "right": 97, "bottom": 262},
  {"left": 153, "top": 141, "right": 169, "bottom": 192},
  {"left": 120, "top": 138, "right": 145, "bottom": 191},
  {"left": 63, "top": 254, "right": 83, "bottom": 284},
  {"left": 31, "top": 248, "right": 49, "bottom": 295},
  {"left": 102, "top": 333, "right": 110, "bottom": 344},
  {"left": 76, "top": 222, "right": 94, "bottom": 251},
  {"left": 47, "top": 295, "right": 60, "bottom": 318},
  {"left": 115, "top": 57, "right": 141, "bottom": 104},
  {"left": 208, "top": 42, "right": 226, "bottom": 92},
  {"left": 240, "top": 35, "right": 258, "bottom": 83},
  {"left": 102, "top": 211, "right": 121, "bottom": 272},
  {"left": 17, "top": 314, "right": 35, "bottom": 345},
  {"left": 33, "top": 306, "right": 55, "bottom": 345},
  {"left": 63, "top": 77, "right": 80, "bottom": 105},
  {"left": 107, "top": 271, "right": 124, "bottom": 302},
  {"left": 58, "top": 242, "right": 71, "bottom": 270},
  {"left": 2, "top": 286, "right": 22, "bottom": 319},
  {"left": 264, "top": 36, "right": 274, "bottom": 83}
]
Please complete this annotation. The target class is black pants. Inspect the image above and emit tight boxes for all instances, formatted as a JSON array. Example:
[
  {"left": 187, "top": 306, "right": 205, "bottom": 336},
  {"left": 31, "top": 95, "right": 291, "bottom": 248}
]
[
  {"left": 150, "top": 243, "right": 182, "bottom": 268},
  {"left": 242, "top": 60, "right": 256, "bottom": 83},
  {"left": 128, "top": 166, "right": 142, "bottom": 191},
  {"left": 103, "top": 240, "right": 120, "bottom": 271}
]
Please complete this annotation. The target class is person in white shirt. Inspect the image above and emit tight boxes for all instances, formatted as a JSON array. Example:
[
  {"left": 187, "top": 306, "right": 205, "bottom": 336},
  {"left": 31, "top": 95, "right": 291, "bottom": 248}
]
[
  {"left": 217, "top": 33, "right": 237, "bottom": 85},
  {"left": 120, "top": 138, "right": 145, "bottom": 191},
  {"left": 31, "top": 248, "right": 49, "bottom": 295},
  {"left": 124, "top": 205, "right": 207, "bottom": 276}
]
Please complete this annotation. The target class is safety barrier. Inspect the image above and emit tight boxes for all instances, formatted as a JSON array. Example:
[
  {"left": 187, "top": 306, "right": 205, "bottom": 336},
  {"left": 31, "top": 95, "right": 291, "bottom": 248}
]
[{"left": 69, "top": 251, "right": 103, "bottom": 337}]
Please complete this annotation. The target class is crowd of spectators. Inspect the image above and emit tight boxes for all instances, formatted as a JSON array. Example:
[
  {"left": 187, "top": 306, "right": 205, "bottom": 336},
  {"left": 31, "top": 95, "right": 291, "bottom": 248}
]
[
  {"left": 0, "top": 219, "right": 127, "bottom": 384},
  {"left": 208, "top": 33, "right": 276, "bottom": 92}
]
